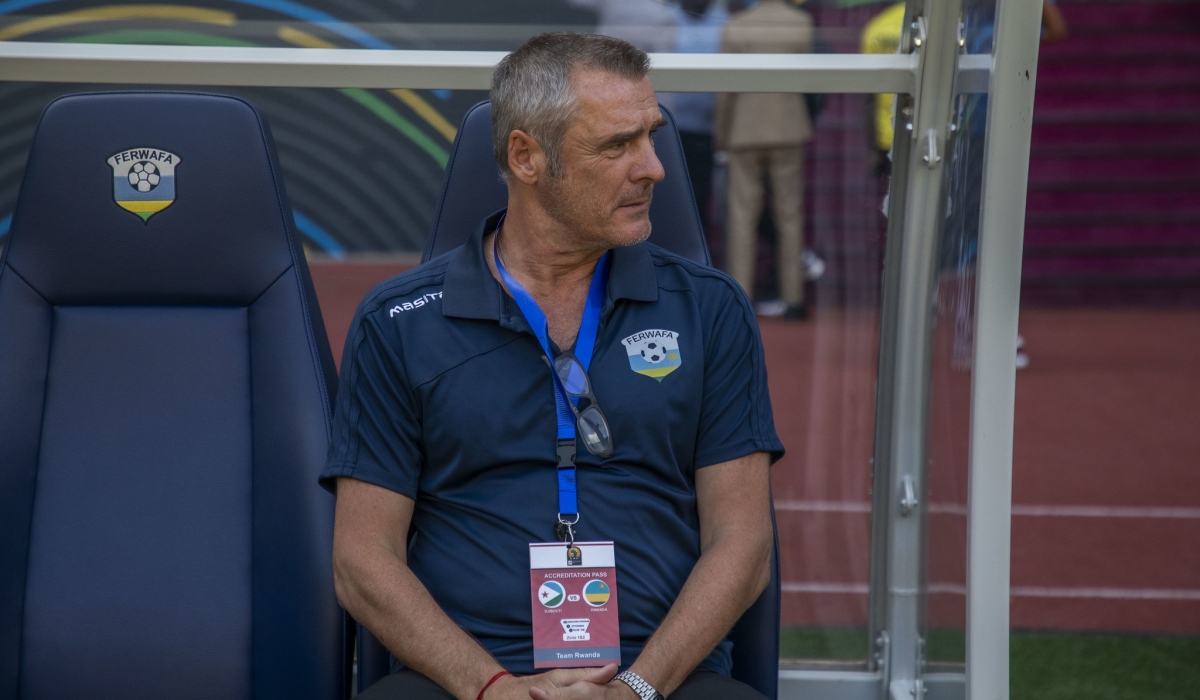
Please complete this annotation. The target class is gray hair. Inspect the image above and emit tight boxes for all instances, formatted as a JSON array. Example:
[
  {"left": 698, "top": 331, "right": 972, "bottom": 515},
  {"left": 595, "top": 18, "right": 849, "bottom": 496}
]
[{"left": 491, "top": 32, "right": 650, "bottom": 179}]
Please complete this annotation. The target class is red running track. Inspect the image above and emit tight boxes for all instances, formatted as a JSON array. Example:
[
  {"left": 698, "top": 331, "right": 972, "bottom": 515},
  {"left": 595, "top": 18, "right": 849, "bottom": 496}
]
[{"left": 310, "top": 259, "right": 1200, "bottom": 635}]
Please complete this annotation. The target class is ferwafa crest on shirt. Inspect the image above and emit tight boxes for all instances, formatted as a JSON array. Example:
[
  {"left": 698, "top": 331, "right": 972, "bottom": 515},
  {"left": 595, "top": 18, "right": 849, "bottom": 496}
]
[{"left": 621, "top": 329, "right": 681, "bottom": 381}]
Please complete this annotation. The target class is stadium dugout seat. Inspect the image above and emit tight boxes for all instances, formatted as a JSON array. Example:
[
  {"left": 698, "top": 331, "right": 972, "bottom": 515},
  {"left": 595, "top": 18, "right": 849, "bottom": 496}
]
[
  {"left": 0, "top": 92, "right": 350, "bottom": 700},
  {"left": 356, "top": 101, "right": 781, "bottom": 699}
]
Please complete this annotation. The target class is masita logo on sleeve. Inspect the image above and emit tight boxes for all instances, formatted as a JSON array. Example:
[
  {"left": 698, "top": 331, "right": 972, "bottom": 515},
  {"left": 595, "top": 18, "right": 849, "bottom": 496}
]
[{"left": 107, "top": 148, "right": 180, "bottom": 223}]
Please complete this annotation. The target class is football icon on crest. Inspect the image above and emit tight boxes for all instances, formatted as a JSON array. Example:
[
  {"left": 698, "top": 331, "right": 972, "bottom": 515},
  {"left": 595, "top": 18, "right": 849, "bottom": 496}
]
[
  {"left": 640, "top": 341, "right": 667, "bottom": 363},
  {"left": 128, "top": 161, "right": 161, "bottom": 192}
]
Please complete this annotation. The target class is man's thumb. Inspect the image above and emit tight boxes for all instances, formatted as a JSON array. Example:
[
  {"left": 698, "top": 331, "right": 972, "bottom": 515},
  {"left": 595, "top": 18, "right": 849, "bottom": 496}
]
[{"left": 580, "top": 663, "right": 619, "bottom": 684}]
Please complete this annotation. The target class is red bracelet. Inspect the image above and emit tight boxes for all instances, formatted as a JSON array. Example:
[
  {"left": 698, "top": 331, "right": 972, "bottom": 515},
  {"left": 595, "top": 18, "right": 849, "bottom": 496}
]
[{"left": 476, "top": 670, "right": 511, "bottom": 700}]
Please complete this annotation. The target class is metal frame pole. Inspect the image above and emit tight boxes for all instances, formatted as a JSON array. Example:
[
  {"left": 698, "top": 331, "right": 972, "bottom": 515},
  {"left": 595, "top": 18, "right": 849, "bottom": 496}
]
[
  {"left": 868, "top": 0, "right": 963, "bottom": 697},
  {"left": 966, "top": 0, "right": 1042, "bottom": 698}
]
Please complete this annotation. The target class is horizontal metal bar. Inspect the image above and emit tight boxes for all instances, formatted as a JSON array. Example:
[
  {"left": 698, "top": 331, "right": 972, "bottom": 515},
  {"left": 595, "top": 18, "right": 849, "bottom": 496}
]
[
  {"left": 0, "top": 41, "right": 917, "bottom": 93},
  {"left": 779, "top": 669, "right": 882, "bottom": 700},
  {"left": 650, "top": 52, "right": 916, "bottom": 93},
  {"left": 0, "top": 42, "right": 505, "bottom": 89},
  {"left": 925, "top": 672, "right": 966, "bottom": 700},
  {"left": 957, "top": 53, "right": 991, "bottom": 94}
]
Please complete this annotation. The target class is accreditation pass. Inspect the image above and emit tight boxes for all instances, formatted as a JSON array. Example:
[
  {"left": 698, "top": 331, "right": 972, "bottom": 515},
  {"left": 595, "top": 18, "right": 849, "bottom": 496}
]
[{"left": 529, "top": 541, "right": 620, "bottom": 668}]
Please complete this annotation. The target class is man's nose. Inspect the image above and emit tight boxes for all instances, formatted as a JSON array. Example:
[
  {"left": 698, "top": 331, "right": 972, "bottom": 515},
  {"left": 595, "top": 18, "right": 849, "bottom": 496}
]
[{"left": 633, "top": 137, "right": 666, "bottom": 185}]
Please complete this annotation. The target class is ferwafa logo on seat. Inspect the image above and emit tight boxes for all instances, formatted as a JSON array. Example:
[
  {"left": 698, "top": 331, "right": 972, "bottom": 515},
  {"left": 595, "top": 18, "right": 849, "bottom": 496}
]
[{"left": 107, "top": 148, "right": 180, "bottom": 222}]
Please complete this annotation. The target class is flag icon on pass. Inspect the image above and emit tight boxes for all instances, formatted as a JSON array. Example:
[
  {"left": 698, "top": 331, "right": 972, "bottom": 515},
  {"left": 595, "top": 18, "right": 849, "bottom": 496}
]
[
  {"left": 539, "top": 581, "right": 565, "bottom": 608},
  {"left": 583, "top": 579, "right": 610, "bottom": 607}
]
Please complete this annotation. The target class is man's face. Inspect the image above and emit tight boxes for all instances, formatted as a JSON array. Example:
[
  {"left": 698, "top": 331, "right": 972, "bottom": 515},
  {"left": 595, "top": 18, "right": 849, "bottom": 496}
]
[{"left": 538, "top": 71, "right": 666, "bottom": 251}]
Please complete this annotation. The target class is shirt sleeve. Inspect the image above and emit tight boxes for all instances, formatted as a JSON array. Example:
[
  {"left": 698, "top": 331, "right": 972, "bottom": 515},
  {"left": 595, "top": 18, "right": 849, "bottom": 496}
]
[
  {"left": 693, "top": 282, "right": 785, "bottom": 469},
  {"left": 319, "top": 308, "right": 423, "bottom": 498}
]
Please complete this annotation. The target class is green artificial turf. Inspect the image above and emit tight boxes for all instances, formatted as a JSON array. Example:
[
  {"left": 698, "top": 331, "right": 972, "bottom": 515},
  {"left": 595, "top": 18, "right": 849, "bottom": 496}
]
[
  {"left": 780, "top": 627, "right": 1200, "bottom": 699},
  {"left": 779, "top": 626, "right": 869, "bottom": 660},
  {"left": 1009, "top": 632, "right": 1200, "bottom": 700}
]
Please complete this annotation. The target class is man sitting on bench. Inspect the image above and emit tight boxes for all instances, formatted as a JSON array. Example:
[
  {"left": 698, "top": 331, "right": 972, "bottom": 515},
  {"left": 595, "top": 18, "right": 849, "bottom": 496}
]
[{"left": 323, "top": 32, "right": 783, "bottom": 700}]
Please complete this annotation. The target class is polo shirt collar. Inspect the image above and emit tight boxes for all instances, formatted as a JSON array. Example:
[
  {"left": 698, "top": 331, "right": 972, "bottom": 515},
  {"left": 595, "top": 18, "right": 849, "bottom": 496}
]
[
  {"left": 608, "top": 237, "right": 658, "bottom": 305},
  {"left": 441, "top": 210, "right": 507, "bottom": 322},
  {"left": 441, "top": 208, "right": 659, "bottom": 324}
]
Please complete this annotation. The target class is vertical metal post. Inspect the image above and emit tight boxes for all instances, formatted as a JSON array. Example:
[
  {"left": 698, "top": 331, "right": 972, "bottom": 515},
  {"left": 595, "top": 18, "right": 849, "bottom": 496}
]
[
  {"left": 966, "top": 0, "right": 1042, "bottom": 698},
  {"left": 868, "top": 0, "right": 962, "bottom": 697}
]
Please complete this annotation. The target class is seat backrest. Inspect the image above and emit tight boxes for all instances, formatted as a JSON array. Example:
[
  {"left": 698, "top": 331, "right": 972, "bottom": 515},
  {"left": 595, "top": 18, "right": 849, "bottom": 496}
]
[
  {"left": 359, "top": 100, "right": 778, "bottom": 699},
  {"left": 422, "top": 101, "right": 711, "bottom": 265},
  {"left": 0, "top": 92, "right": 348, "bottom": 700}
]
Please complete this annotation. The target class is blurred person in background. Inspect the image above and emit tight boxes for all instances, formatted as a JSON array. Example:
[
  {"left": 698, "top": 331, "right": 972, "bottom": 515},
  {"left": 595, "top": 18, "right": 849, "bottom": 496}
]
[
  {"left": 659, "top": 0, "right": 730, "bottom": 234},
  {"left": 860, "top": 2, "right": 905, "bottom": 178},
  {"left": 868, "top": 0, "right": 1065, "bottom": 368},
  {"left": 566, "top": 0, "right": 676, "bottom": 52},
  {"left": 861, "top": 1, "right": 1066, "bottom": 172},
  {"left": 715, "top": 0, "right": 815, "bottom": 320}
]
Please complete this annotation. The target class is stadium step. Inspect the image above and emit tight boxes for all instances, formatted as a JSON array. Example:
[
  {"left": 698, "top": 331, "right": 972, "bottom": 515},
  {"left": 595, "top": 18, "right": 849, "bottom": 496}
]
[{"left": 1023, "top": 0, "right": 1200, "bottom": 305}]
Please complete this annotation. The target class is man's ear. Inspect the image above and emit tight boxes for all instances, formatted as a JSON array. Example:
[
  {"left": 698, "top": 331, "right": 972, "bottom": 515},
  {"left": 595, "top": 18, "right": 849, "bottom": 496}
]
[{"left": 507, "top": 129, "right": 545, "bottom": 186}]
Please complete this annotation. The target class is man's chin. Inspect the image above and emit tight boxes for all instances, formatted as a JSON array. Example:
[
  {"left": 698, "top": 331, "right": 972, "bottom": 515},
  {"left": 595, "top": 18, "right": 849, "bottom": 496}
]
[{"left": 608, "top": 219, "right": 652, "bottom": 248}]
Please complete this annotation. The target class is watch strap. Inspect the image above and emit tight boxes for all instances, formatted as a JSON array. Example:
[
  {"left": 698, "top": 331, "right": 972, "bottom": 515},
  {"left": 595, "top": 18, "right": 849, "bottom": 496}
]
[{"left": 614, "top": 670, "right": 662, "bottom": 700}]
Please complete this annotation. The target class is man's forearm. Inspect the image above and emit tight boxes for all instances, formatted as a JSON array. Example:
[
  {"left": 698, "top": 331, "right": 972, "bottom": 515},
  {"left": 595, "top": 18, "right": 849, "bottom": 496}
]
[
  {"left": 335, "top": 543, "right": 503, "bottom": 700},
  {"left": 625, "top": 531, "right": 771, "bottom": 696}
]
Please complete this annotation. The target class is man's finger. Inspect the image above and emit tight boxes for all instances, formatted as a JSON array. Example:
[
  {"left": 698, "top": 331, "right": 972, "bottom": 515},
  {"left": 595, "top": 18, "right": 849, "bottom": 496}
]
[
  {"left": 579, "top": 664, "right": 618, "bottom": 685},
  {"left": 529, "top": 686, "right": 555, "bottom": 700},
  {"left": 549, "top": 667, "right": 606, "bottom": 685}
]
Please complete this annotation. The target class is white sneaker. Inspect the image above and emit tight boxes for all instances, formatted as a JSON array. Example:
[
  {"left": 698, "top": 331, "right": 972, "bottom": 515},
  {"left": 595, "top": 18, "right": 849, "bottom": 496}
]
[
  {"left": 803, "top": 249, "right": 826, "bottom": 281},
  {"left": 755, "top": 299, "right": 789, "bottom": 317}
]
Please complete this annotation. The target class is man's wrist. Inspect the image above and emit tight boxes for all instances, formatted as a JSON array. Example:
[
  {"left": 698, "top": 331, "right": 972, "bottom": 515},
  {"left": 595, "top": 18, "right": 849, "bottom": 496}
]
[{"left": 475, "top": 668, "right": 510, "bottom": 700}]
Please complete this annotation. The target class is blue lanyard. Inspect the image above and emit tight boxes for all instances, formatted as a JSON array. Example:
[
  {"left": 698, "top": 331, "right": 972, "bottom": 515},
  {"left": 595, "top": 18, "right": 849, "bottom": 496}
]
[{"left": 493, "top": 231, "right": 610, "bottom": 531}]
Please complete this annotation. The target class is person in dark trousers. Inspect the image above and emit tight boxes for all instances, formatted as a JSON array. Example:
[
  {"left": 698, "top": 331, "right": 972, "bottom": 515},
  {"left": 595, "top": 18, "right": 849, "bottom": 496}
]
[{"left": 325, "top": 33, "right": 782, "bottom": 700}]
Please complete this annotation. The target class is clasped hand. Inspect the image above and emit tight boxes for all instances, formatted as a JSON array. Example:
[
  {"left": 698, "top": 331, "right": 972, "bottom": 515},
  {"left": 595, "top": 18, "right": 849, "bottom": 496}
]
[{"left": 484, "top": 664, "right": 638, "bottom": 700}]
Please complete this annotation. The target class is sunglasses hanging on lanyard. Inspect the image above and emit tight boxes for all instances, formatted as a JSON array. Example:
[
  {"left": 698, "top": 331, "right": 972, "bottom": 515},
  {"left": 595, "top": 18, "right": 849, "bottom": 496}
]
[{"left": 494, "top": 229, "right": 614, "bottom": 545}]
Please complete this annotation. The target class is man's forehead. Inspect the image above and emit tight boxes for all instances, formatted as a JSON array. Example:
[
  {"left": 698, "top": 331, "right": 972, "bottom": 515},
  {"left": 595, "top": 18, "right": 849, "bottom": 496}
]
[{"left": 569, "top": 71, "right": 662, "bottom": 133}]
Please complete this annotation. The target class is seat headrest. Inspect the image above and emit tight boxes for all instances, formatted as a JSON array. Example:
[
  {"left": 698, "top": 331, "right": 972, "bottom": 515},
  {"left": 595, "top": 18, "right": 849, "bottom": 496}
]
[
  {"left": 423, "top": 101, "right": 711, "bottom": 265},
  {"left": 4, "top": 92, "right": 299, "bottom": 306}
]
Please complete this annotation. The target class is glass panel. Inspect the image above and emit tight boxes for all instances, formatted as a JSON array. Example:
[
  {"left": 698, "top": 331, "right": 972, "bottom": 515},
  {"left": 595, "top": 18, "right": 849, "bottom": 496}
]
[
  {"left": 923, "top": 0, "right": 994, "bottom": 672},
  {"left": 0, "top": 0, "right": 908, "bottom": 673},
  {"left": 929, "top": 0, "right": 1200, "bottom": 694},
  {"left": 0, "top": 0, "right": 907, "bottom": 62},
  {"left": 1008, "top": 0, "right": 1200, "bottom": 695},
  {"left": 749, "top": 40, "right": 887, "bottom": 669}
]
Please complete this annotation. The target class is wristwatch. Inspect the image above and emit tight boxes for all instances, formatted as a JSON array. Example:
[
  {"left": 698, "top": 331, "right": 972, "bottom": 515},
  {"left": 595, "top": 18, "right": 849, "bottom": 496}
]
[{"left": 614, "top": 670, "right": 664, "bottom": 700}]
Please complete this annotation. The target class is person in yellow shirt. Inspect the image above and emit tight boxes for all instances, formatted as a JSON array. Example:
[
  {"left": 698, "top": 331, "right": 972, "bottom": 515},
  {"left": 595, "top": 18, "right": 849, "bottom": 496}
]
[
  {"left": 861, "top": 1, "right": 1067, "bottom": 168},
  {"left": 860, "top": 2, "right": 906, "bottom": 174}
]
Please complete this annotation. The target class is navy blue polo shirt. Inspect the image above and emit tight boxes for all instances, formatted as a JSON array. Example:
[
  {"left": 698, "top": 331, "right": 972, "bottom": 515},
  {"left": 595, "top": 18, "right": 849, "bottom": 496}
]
[{"left": 321, "top": 210, "right": 783, "bottom": 675}]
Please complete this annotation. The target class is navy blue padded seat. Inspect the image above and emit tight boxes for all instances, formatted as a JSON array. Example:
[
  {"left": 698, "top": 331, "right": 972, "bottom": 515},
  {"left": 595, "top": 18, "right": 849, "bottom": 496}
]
[
  {"left": 0, "top": 92, "right": 349, "bottom": 700},
  {"left": 360, "top": 101, "right": 780, "bottom": 699}
]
